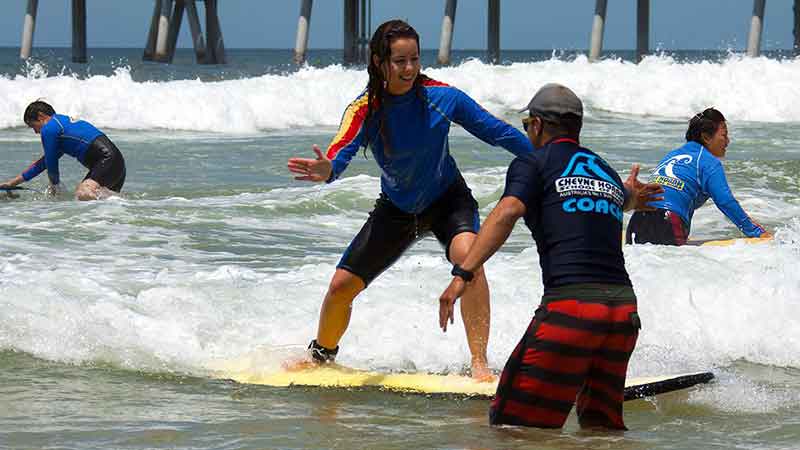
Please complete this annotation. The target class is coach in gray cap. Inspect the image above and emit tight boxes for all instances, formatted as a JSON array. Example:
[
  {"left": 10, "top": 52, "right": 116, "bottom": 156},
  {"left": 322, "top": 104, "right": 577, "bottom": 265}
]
[
  {"left": 439, "top": 83, "right": 662, "bottom": 430},
  {"left": 520, "top": 83, "right": 584, "bottom": 148}
]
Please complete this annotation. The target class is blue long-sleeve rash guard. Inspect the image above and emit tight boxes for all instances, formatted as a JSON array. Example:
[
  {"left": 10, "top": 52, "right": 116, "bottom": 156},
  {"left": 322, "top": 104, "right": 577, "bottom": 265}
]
[
  {"left": 647, "top": 141, "right": 765, "bottom": 237},
  {"left": 21, "top": 114, "right": 103, "bottom": 185},
  {"left": 325, "top": 78, "right": 533, "bottom": 213}
]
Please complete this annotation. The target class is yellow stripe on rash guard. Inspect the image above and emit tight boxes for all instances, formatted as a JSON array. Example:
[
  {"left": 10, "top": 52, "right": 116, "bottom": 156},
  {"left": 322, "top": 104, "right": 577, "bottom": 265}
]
[{"left": 327, "top": 94, "right": 370, "bottom": 160}]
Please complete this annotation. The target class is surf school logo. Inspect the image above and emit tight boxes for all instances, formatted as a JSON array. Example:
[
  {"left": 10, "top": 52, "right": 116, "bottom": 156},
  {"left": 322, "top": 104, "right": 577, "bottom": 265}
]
[
  {"left": 649, "top": 154, "right": 691, "bottom": 190},
  {"left": 556, "top": 152, "right": 624, "bottom": 222}
]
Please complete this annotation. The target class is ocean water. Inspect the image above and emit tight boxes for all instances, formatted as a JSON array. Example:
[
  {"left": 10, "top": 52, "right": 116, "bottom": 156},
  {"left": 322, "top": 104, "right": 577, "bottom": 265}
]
[{"left": 1, "top": 47, "right": 799, "bottom": 449}]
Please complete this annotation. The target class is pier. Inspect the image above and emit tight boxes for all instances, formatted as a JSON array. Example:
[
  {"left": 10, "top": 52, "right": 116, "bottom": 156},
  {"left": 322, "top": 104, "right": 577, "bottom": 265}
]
[{"left": 17, "top": 0, "right": 800, "bottom": 65}]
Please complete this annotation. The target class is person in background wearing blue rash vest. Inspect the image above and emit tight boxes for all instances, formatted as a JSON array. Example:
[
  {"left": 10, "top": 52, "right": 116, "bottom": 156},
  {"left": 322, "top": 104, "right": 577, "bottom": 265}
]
[
  {"left": 0, "top": 101, "right": 126, "bottom": 201},
  {"left": 626, "top": 108, "right": 771, "bottom": 245},
  {"left": 286, "top": 20, "right": 532, "bottom": 381},
  {"left": 438, "top": 84, "right": 663, "bottom": 429}
]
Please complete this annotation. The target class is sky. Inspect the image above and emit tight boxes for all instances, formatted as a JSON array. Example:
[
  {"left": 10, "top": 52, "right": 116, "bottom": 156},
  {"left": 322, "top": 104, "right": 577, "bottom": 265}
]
[{"left": 0, "top": 0, "right": 797, "bottom": 51}]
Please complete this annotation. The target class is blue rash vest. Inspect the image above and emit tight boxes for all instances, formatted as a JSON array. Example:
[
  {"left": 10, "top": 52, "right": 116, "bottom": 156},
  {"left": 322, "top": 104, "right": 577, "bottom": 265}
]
[
  {"left": 21, "top": 114, "right": 103, "bottom": 185},
  {"left": 325, "top": 77, "right": 533, "bottom": 214},
  {"left": 647, "top": 141, "right": 765, "bottom": 237},
  {"left": 503, "top": 138, "right": 632, "bottom": 289}
]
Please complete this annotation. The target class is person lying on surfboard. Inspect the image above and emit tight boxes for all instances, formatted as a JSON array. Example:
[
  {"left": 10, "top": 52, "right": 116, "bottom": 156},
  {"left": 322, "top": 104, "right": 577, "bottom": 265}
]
[
  {"left": 438, "top": 84, "right": 663, "bottom": 429},
  {"left": 286, "top": 19, "right": 533, "bottom": 381},
  {"left": 0, "top": 101, "right": 126, "bottom": 200},
  {"left": 626, "top": 108, "right": 771, "bottom": 245}
]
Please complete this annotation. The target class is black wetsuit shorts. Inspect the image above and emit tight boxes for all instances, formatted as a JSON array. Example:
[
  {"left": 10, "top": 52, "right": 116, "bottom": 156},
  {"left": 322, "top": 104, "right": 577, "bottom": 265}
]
[
  {"left": 626, "top": 208, "right": 688, "bottom": 246},
  {"left": 337, "top": 174, "right": 480, "bottom": 286},
  {"left": 82, "top": 135, "right": 126, "bottom": 192}
]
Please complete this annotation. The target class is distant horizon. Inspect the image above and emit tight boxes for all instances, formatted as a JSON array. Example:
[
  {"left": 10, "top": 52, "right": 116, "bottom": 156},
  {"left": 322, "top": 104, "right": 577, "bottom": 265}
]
[{"left": 2, "top": 46, "right": 798, "bottom": 53}]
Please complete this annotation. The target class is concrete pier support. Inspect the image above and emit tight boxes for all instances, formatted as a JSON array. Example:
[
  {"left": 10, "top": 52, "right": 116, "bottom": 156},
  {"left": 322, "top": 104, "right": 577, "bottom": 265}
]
[
  {"left": 20, "top": 0, "right": 38, "bottom": 59},
  {"left": 795, "top": 0, "right": 800, "bottom": 54},
  {"left": 185, "top": 0, "right": 208, "bottom": 62},
  {"left": 143, "top": 0, "right": 161, "bottom": 61},
  {"left": 437, "top": 0, "right": 458, "bottom": 65},
  {"left": 342, "top": 0, "right": 368, "bottom": 65},
  {"left": 71, "top": 0, "right": 87, "bottom": 63},
  {"left": 589, "top": 0, "right": 607, "bottom": 62},
  {"left": 205, "top": 0, "right": 226, "bottom": 64},
  {"left": 155, "top": 0, "right": 173, "bottom": 61},
  {"left": 487, "top": 0, "right": 500, "bottom": 64},
  {"left": 166, "top": 0, "right": 186, "bottom": 64},
  {"left": 747, "top": 0, "right": 767, "bottom": 57},
  {"left": 359, "top": 0, "right": 371, "bottom": 63},
  {"left": 294, "top": 0, "right": 313, "bottom": 64},
  {"left": 343, "top": 0, "right": 358, "bottom": 64},
  {"left": 144, "top": 0, "right": 225, "bottom": 64},
  {"left": 636, "top": 0, "right": 650, "bottom": 62}
]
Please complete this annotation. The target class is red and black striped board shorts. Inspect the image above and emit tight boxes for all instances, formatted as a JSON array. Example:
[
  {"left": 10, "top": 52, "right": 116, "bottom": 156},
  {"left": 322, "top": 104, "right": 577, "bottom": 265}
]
[{"left": 489, "top": 294, "right": 640, "bottom": 429}]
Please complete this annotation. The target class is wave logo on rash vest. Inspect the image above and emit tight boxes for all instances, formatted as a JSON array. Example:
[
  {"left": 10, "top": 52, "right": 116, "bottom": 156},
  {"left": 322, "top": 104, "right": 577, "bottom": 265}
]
[
  {"left": 556, "top": 152, "right": 625, "bottom": 222},
  {"left": 649, "top": 154, "right": 691, "bottom": 190}
]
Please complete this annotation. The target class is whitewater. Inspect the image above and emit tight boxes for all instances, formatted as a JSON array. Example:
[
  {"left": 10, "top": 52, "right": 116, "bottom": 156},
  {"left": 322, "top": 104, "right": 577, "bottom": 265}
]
[{"left": 2, "top": 54, "right": 800, "bottom": 132}]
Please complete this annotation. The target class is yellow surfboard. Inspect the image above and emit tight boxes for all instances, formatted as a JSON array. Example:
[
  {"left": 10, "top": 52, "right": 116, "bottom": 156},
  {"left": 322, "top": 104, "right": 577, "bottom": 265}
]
[
  {"left": 698, "top": 236, "right": 773, "bottom": 247},
  {"left": 218, "top": 364, "right": 714, "bottom": 401}
]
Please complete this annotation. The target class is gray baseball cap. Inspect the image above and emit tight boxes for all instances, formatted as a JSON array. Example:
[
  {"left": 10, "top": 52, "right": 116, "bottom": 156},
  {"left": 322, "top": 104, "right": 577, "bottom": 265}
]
[{"left": 519, "top": 83, "right": 583, "bottom": 122}]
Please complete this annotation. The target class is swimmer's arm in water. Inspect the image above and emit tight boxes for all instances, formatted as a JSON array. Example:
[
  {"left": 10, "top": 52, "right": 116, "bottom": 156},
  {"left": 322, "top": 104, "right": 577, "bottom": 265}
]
[
  {"left": 0, "top": 174, "right": 25, "bottom": 189},
  {"left": 703, "top": 164, "right": 769, "bottom": 237},
  {"left": 623, "top": 164, "right": 664, "bottom": 212},
  {"left": 41, "top": 127, "right": 64, "bottom": 186}
]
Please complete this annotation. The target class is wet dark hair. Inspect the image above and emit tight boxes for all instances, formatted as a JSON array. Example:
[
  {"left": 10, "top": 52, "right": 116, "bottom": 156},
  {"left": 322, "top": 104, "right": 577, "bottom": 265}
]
[
  {"left": 540, "top": 113, "right": 582, "bottom": 140},
  {"left": 363, "top": 19, "right": 429, "bottom": 155},
  {"left": 685, "top": 108, "right": 726, "bottom": 146},
  {"left": 23, "top": 100, "right": 55, "bottom": 125}
]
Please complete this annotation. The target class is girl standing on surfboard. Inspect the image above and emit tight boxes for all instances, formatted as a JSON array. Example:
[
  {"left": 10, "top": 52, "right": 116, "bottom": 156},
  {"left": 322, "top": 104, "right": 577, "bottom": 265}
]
[
  {"left": 287, "top": 19, "right": 532, "bottom": 380},
  {"left": 626, "top": 108, "right": 771, "bottom": 245}
]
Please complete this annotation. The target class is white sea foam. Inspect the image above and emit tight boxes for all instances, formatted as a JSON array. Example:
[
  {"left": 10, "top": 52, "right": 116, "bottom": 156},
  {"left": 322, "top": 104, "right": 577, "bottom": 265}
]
[
  {"left": 2, "top": 54, "right": 800, "bottom": 132},
  {"left": 1, "top": 194, "right": 798, "bottom": 374}
]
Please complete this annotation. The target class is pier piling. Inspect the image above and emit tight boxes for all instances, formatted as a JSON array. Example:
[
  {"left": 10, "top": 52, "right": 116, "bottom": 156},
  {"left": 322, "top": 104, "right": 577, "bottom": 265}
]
[
  {"left": 293, "top": 0, "right": 313, "bottom": 64},
  {"left": 155, "top": 0, "right": 173, "bottom": 61},
  {"left": 143, "top": 0, "right": 225, "bottom": 64},
  {"left": 343, "top": 0, "right": 357, "bottom": 64},
  {"left": 166, "top": 0, "right": 185, "bottom": 63},
  {"left": 487, "top": 0, "right": 500, "bottom": 64},
  {"left": 185, "top": 0, "right": 207, "bottom": 62},
  {"left": 20, "top": 0, "right": 38, "bottom": 59},
  {"left": 437, "top": 0, "right": 458, "bottom": 65},
  {"left": 747, "top": 0, "right": 767, "bottom": 57},
  {"left": 636, "top": 0, "right": 650, "bottom": 62},
  {"left": 205, "top": 0, "right": 226, "bottom": 64},
  {"left": 71, "top": 0, "right": 87, "bottom": 63},
  {"left": 795, "top": 0, "right": 800, "bottom": 54},
  {"left": 589, "top": 0, "right": 607, "bottom": 62},
  {"left": 143, "top": 0, "right": 160, "bottom": 61},
  {"left": 342, "top": 0, "right": 368, "bottom": 65}
]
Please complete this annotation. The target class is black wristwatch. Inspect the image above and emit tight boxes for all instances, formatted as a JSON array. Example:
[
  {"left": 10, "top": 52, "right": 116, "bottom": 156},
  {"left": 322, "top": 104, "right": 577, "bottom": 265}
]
[{"left": 451, "top": 264, "right": 474, "bottom": 282}]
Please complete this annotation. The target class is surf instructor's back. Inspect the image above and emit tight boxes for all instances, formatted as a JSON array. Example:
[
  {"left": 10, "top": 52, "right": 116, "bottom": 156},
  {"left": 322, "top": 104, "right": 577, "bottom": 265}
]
[
  {"left": 0, "top": 101, "right": 126, "bottom": 200},
  {"left": 438, "top": 84, "right": 663, "bottom": 429}
]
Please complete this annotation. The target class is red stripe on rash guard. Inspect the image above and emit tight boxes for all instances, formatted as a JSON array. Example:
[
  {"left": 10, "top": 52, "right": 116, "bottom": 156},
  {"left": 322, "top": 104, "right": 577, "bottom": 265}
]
[
  {"left": 326, "top": 95, "right": 370, "bottom": 160},
  {"left": 422, "top": 78, "right": 450, "bottom": 87}
]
